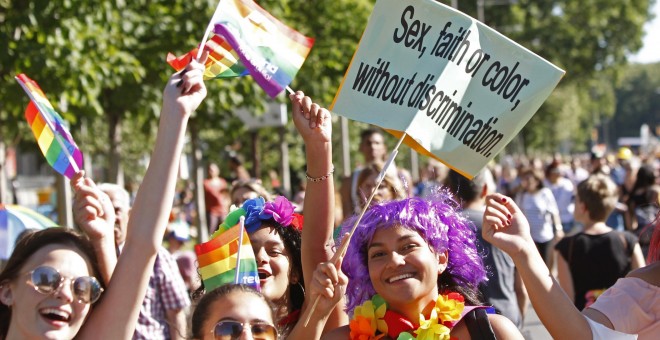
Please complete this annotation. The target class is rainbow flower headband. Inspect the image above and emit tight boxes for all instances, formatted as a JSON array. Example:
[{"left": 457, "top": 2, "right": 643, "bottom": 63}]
[{"left": 212, "top": 196, "right": 303, "bottom": 238}]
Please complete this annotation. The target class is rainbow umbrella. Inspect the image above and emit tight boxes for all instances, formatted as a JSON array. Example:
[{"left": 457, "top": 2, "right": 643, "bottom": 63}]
[{"left": 0, "top": 204, "right": 58, "bottom": 260}]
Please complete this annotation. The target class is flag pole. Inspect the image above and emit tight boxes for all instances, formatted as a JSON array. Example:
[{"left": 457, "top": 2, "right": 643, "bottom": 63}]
[
  {"left": 234, "top": 216, "right": 246, "bottom": 284},
  {"left": 196, "top": 0, "right": 224, "bottom": 60},
  {"left": 302, "top": 131, "right": 407, "bottom": 326},
  {"left": 15, "top": 77, "right": 80, "bottom": 175}
]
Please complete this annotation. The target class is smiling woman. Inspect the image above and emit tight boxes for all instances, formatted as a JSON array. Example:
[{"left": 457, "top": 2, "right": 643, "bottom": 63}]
[
  {"left": 0, "top": 228, "right": 104, "bottom": 340},
  {"left": 309, "top": 194, "right": 525, "bottom": 339}
]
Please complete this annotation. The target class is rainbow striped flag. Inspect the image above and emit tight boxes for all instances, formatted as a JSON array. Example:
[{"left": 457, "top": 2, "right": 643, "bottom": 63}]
[
  {"left": 195, "top": 224, "right": 260, "bottom": 292},
  {"left": 166, "top": 35, "right": 248, "bottom": 80},
  {"left": 15, "top": 74, "right": 83, "bottom": 179},
  {"left": 211, "top": 0, "right": 315, "bottom": 98}
]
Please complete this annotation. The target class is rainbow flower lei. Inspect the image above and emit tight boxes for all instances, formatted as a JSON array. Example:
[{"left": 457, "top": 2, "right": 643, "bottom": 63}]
[{"left": 349, "top": 293, "right": 465, "bottom": 340}]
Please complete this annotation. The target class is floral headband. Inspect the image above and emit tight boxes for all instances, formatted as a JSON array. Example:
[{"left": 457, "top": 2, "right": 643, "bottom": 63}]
[{"left": 213, "top": 196, "right": 303, "bottom": 237}]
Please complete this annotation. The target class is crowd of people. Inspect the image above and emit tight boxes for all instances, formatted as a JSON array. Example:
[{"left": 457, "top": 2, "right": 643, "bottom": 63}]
[{"left": 1, "top": 58, "right": 658, "bottom": 340}]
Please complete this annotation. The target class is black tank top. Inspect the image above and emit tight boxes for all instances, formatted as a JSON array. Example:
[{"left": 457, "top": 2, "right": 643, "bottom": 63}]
[{"left": 555, "top": 231, "right": 637, "bottom": 310}]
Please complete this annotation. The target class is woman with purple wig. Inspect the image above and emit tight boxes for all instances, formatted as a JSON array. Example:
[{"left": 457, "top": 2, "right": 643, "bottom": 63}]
[{"left": 308, "top": 194, "right": 523, "bottom": 339}]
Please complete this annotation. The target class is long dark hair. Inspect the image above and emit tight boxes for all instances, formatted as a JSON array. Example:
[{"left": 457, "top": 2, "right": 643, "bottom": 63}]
[{"left": 0, "top": 227, "right": 103, "bottom": 338}]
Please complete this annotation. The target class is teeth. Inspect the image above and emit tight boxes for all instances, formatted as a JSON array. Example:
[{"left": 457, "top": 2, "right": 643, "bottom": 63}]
[
  {"left": 387, "top": 273, "right": 414, "bottom": 283},
  {"left": 41, "top": 308, "right": 70, "bottom": 321}
]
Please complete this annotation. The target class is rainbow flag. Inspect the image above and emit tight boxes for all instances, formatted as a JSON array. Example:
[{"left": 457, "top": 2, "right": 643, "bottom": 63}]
[
  {"left": 195, "top": 224, "right": 260, "bottom": 292},
  {"left": 166, "top": 35, "right": 248, "bottom": 80},
  {"left": 211, "top": 0, "right": 315, "bottom": 98},
  {"left": 15, "top": 74, "right": 83, "bottom": 179}
]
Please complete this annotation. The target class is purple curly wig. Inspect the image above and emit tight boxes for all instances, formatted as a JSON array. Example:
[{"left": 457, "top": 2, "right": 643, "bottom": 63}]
[{"left": 340, "top": 193, "right": 487, "bottom": 315}]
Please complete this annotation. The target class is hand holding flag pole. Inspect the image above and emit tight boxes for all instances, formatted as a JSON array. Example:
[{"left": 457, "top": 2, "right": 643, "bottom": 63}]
[{"left": 302, "top": 132, "right": 408, "bottom": 327}]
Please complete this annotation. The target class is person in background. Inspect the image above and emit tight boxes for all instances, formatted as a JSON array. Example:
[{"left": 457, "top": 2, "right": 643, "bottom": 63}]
[
  {"left": 354, "top": 161, "right": 407, "bottom": 211},
  {"left": 415, "top": 159, "right": 447, "bottom": 198},
  {"left": 227, "top": 151, "right": 251, "bottom": 183},
  {"left": 340, "top": 128, "right": 412, "bottom": 218},
  {"left": 230, "top": 178, "right": 272, "bottom": 207},
  {"left": 626, "top": 164, "right": 657, "bottom": 232},
  {"left": 203, "top": 163, "right": 229, "bottom": 234},
  {"left": 567, "top": 156, "right": 590, "bottom": 186},
  {"left": 98, "top": 182, "right": 190, "bottom": 340},
  {"left": 545, "top": 162, "right": 576, "bottom": 234},
  {"left": 515, "top": 168, "right": 563, "bottom": 266},
  {"left": 446, "top": 169, "right": 528, "bottom": 328},
  {"left": 166, "top": 221, "right": 200, "bottom": 294},
  {"left": 554, "top": 174, "right": 645, "bottom": 310},
  {"left": 483, "top": 193, "right": 659, "bottom": 339}
]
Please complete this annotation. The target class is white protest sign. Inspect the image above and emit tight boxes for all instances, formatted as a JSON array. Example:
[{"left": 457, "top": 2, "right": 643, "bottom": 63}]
[{"left": 331, "top": 0, "right": 565, "bottom": 178}]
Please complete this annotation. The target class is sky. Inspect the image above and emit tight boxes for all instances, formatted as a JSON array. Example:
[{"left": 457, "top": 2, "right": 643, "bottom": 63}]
[{"left": 628, "top": 1, "right": 660, "bottom": 63}]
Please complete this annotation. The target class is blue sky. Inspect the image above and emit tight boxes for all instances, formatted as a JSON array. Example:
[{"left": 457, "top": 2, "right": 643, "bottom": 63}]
[{"left": 628, "top": 1, "right": 660, "bottom": 63}]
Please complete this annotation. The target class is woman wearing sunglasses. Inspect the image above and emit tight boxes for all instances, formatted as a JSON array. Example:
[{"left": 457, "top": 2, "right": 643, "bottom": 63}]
[
  {"left": 0, "top": 228, "right": 104, "bottom": 339},
  {"left": 191, "top": 91, "right": 345, "bottom": 339},
  {"left": 192, "top": 284, "right": 278, "bottom": 340},
  {"left": 0, "top": 53, "right": 209, "bottom": 339}
]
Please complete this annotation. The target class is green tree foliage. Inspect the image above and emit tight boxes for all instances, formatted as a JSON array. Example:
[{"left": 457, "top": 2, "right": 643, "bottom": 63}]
[
  {"left": 1, "top": 0, "right": 655, "bottom": 192},
  {"left": 608, "top": 62, "right": 660, "bottom": 144}
]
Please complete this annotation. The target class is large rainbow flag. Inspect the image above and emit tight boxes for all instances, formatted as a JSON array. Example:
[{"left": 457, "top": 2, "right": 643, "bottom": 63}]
[
  {"left": 166, "top": 34, "right": 248, "bottom": 80},
  {"left": 195, "top": 223, "right": 260, "bottom": 292},
  {"left": 15, "top": 74, "right": 83, "bottom": 179},
  {"left": 210, "top": 0, "right": 315, "bottom": 97}
]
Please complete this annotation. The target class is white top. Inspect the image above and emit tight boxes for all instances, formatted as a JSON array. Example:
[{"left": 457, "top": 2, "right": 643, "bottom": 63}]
[{"left": 586, "top": 317, "right": 637, "bottom": 340}]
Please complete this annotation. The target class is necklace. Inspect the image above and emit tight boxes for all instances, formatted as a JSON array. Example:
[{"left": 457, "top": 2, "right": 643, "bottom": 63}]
[{"left": 349, "top": 292, "right": 465, "bottom": 340}]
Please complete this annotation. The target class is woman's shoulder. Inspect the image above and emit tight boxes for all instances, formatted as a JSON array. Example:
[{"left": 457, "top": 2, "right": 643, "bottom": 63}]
[
  {"left": 627, "top": 262, "right": 660, "bottom": 287},
  {"left": 452, "top": 310, "right": 523, "bottom": 340}
]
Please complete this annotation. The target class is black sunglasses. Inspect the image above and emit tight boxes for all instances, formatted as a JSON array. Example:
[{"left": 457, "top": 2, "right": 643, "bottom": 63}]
[
  {"left": 26, "top": 265, "right": 104, "bottom": 304},
  {"left": 213, "top": 320, "right": 278, "bottom": 340}
]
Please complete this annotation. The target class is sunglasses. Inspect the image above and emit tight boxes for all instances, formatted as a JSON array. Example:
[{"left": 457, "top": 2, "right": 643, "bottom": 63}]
[
  {"left": 26, "top": 265, "right": 104, "bottom": 304},
  {"left": 213, "top": 320, "right": 278, "bottom": 340}
]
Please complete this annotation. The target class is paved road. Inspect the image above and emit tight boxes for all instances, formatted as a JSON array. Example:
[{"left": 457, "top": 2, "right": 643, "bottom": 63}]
[{"left": 521, "top": 304, "right": 553, "bottom": 340}]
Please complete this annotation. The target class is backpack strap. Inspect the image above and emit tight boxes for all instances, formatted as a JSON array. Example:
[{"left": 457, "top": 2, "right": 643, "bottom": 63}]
[{"left": 464, "top": 308, "right": 496, "bottom": 340}]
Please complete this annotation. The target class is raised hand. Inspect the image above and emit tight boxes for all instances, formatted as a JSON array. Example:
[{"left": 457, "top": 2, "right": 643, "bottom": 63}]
[
  {"left": 162, "top": 50, "right": 209, "bottom": 117},
  {"left": 71, "top": 171, "right": 115, "bottom": 242},
  {"left": 308, "top": 257, "right": 348, "bottom": 316},
  {"left": 482, "top": 193, "right": 534, "bottom": 258},
  {"left": 290, "top": 91, "right": 332, "bottom": 144}
]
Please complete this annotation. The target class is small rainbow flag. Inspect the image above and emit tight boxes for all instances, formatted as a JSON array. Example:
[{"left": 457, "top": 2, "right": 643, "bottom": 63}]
[
  {"left": 210, "top": 0, "right": 315, "bottom": 98},
  {"left": 15, "top": 74, "right": 83, "bottom": 179},
  {"left": 195, "top": 223, "right": 260, "bottom": 292},
  {"left": 166, "top": 35, "right": 248, "bottom": 80}
]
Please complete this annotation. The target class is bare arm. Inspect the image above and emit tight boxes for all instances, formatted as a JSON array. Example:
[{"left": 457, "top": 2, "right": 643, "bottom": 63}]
[
  {"left": 489, "top": 314, "right": 524, "bottom": 340},
  {"left": 513, "top": 269, "right": 528, "bottom": 322},
  {"left": 482, "top": 193, "right": 594, "bottom": 340},
  {"left": 77, "top": 54, "right": 208, "bottom": 339},
  {"left": 165, "top": 308, "right": 187, "bottom": 340},
  {"left": 71, "top": 172, "right": 117, "bottom": 285},
  {"left": 290, "top": 92, "right": 348, "bottom": 331},
  {"left": 630, "top": 243, "right": 646, "bottom": 270},
  {"left": 555, "top": 249, "right": 575, "bottom": 303}
]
